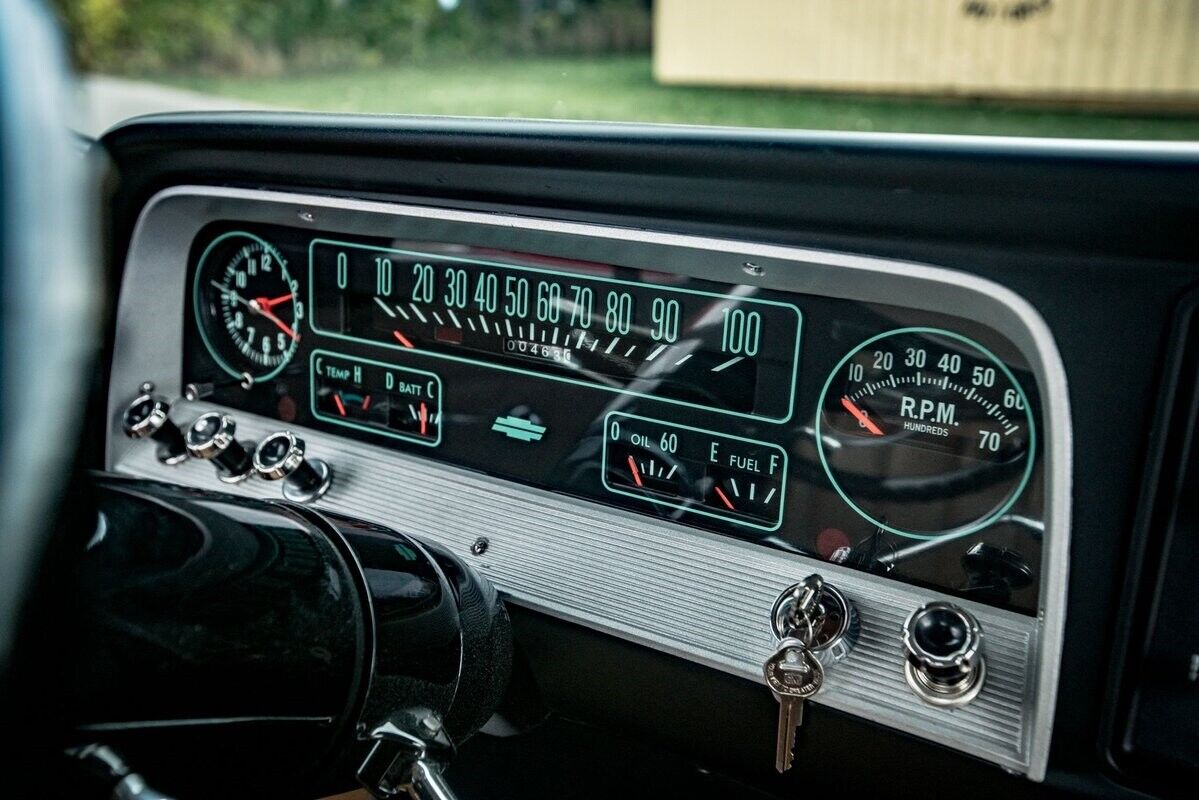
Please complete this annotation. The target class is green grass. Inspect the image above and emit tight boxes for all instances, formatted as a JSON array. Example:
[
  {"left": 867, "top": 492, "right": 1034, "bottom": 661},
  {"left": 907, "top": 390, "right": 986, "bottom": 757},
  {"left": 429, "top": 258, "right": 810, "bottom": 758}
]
[{"left": 168, "top": 55, "right": 1199, "bottom": 140}]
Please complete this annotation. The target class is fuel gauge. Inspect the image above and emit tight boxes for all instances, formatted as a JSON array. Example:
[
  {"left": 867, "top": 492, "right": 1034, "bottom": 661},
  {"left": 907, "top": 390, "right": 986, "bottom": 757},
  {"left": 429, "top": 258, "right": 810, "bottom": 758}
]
[{"left": 602, "top": 412, "right": 787, "bottom": 531}]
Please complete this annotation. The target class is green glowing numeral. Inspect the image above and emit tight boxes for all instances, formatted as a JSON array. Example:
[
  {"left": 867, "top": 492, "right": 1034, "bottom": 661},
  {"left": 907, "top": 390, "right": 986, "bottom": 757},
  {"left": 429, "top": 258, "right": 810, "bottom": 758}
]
[
  {"left": 720, "top": 308, "right": 761, "bottom": 356},
  {"left": 570, "top": 285, "right": 593, "bottom": 328},
  {"left": 336, "top": 252, "right": 348, "bottom": 289},
  {"left": 604, "top": 290, "right": 633, "bottom": 334},
  {"left": 504, "top": 276, "right": 529, "bottom": 318},
  {"left": 375, "top": 257, "right": 393, "bottom": 296},
  {"left": 650, "top": 297, "right": 680, "bottom": 342},
  {"left": 536, "top": 280, "right": 561, "bottom": 323},
  {"left": 412, "top": 263, "right": 434, "bottom": 303},
  {"left": 444, "top": 267, "right": 468, "bottom": 308},
  {"left": 474, "top": 272, "right": 498, "bottom": 313}
]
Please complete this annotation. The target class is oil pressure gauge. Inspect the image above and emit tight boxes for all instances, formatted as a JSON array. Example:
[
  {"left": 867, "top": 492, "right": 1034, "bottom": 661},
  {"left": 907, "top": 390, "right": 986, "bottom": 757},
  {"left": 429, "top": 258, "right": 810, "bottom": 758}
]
[{"left": 816, "top": 327, "right": 1035, "bottom": 539}]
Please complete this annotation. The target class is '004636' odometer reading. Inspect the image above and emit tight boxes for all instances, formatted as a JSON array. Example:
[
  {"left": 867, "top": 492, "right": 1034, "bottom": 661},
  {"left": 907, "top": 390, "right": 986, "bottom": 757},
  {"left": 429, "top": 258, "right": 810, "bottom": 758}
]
[{"left": 308, "top": 239, "right": 802, "bottom": 421}]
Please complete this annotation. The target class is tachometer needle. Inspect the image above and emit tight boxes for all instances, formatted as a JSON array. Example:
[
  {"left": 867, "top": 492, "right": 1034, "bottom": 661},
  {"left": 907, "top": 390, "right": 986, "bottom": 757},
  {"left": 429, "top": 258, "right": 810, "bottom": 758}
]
[
  {"left": 840, "top": 396, "right": 885, "bottom": 436},
  {"left": 714, "top": 485, "right": 736, "bottom": 510},
  {"left": 627, "top": 455, "right": 644, "bottom": 488}
]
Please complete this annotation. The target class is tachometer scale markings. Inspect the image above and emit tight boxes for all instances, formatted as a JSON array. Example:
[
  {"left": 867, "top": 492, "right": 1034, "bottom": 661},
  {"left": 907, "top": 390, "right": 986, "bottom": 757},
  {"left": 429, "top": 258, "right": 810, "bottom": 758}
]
[{"left": 817, "top": 327, "right": 1036, "bottom": 539}]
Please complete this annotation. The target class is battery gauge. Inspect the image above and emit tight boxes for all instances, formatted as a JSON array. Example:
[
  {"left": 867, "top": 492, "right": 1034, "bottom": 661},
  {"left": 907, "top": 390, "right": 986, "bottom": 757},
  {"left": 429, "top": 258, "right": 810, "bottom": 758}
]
[{"left": 311, "top": 350, "right": 443, "bottom": 447}]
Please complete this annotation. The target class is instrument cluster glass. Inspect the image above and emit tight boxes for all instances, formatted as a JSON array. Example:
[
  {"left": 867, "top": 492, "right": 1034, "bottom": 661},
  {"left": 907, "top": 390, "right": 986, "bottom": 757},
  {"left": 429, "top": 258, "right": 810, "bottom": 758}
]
[{"left": 185, "top": 222, "right": 1045, "bottom": 613}]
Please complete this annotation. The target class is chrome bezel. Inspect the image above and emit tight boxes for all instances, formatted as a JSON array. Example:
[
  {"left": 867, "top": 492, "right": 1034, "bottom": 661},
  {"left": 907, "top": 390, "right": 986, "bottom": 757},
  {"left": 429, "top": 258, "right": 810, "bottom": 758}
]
[
  {"left": 903, "top": 601, "right": 983, "bottom": 672},
  {"left": 904, "top": 655, "right": 987, "bottom": 708},
  {"left": 185, "top": 412, "right": 237, "bottom": 460},
  {"left": 123, "top": 393, "right": 169, "bottom": 439},
  {"left": 253, "top": 431, "right": 306, "bottom": 481}
]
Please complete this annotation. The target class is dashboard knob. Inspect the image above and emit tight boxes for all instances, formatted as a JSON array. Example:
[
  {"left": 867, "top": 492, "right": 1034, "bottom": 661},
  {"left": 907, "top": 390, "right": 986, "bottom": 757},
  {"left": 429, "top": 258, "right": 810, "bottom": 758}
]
[
  {"left": 902, "top": 601, "right": 985, "bottom": 707},
  {"left": 122, "top": 393, "right": 187, "bottom": 465},
  {"left": 185, "top": 412, "right": 254, "bottom": 483},
  {"left": 253, "top": 430, "right": 333, "bottom": 503}
]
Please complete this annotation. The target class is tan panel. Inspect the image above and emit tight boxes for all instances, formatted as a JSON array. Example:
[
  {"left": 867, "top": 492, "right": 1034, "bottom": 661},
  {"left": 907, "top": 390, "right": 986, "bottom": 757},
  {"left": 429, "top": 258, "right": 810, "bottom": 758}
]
[{"left": 654, "top": 0, "right": 1199, "bottom": 104}]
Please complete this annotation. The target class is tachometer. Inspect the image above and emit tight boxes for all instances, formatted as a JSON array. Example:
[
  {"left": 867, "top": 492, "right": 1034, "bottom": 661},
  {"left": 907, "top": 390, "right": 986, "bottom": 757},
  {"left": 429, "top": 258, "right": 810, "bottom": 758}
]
[
  {"left": 193, "top": 231, "right": 302, "bottom": 382},
  {"left": 816, "top": 327, "right": 1035, "bottom": 539}
]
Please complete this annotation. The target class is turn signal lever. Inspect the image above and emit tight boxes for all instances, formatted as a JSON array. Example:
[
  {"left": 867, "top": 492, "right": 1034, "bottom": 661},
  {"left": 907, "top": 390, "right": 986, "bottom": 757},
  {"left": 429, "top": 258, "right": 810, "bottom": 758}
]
[{"left": 66, "top": 476, "right": 512, "bottom": 800}]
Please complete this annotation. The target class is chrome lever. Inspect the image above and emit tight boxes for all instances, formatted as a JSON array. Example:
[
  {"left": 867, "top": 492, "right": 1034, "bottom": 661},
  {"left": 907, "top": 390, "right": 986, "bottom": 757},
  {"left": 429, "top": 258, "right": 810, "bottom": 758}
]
[{"left": 357, "top": 722, "right": 458, "bottom": 800}]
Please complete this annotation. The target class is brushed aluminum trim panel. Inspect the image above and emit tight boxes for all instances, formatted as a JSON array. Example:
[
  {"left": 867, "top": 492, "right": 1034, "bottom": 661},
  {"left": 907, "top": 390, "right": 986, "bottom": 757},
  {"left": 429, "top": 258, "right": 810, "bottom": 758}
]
[{"left": 106, "top": 185, "right": 1071, "bottom": 779}]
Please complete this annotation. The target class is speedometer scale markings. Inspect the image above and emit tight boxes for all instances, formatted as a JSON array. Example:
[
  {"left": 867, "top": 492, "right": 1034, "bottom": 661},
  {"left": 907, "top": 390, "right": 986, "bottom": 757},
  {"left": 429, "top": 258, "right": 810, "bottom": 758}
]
[
  {"left": 816, "top": 327, "right": 1035, "bottom": 540},
  {"left": 308, "top": 239, "right": 802, "bottom": 422}
]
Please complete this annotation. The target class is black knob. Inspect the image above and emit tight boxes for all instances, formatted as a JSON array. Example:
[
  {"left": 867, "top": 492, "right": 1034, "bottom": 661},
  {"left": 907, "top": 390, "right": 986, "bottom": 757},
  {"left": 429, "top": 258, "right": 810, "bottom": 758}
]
[
  {"left": 185, "top": 412, "right": 254, "bottom": 483},
  {"left": 902, "top": 602, "right": 985, "bottom": 706},
  {"left": 122, "top": 393, "right": 187, "bottom": 465},
  {"left": 253, "top": 431, "right": 333, "bottom": 503}
]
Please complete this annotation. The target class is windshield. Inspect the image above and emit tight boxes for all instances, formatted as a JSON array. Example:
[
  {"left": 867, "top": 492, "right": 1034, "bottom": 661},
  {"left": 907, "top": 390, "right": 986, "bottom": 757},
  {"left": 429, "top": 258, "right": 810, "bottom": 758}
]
[{"left": 53, "top": 0, "right": 1199, "bottom": 140}]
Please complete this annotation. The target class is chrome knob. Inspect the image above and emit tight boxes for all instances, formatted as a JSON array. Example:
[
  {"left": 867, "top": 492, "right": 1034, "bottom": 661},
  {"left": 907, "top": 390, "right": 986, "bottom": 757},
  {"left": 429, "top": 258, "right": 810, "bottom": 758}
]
[
  {"left": 122, "top": 393, "right": 187, "bottom": 465},
  {"left": 902, "top": 601, "right": 985, "bottom": 707},
  {"left": 253, "top": 431, "right": 333, "bottom": 503},
  {"left": 185, "top": 412, "right": 254, "bottom": 483}
]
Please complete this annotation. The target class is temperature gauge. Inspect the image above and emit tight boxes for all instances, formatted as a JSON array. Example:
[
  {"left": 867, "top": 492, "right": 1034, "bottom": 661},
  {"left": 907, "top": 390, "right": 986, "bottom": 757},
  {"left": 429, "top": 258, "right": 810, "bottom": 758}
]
[
  {"left": 311, "top": 350, "right": 443, "bottom": 447},
  {"left": 602, "top": 412, "right": 787, "bottom": 531}
]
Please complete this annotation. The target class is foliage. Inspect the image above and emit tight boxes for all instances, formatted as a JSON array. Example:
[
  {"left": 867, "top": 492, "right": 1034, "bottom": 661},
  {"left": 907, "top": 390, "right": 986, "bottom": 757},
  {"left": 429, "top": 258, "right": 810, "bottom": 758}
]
[{"left": 49, "top": 0, "right": 652, "bottom": 75}]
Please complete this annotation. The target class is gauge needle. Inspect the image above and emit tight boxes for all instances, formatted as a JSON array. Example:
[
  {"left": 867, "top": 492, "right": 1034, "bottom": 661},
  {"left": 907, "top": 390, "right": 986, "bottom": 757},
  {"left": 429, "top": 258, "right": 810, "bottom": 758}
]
[
  {"left": 627, "top": 455, "right": 644, "bottom": 487},
  {"left": 254, "top": 293, "right": 293, "bottom": 311},
  {"left": 248, "top": 298, "right": 300, "bottom": 342},
  {"left": 419, "top": 402, "right": 428, "bottom": 436},
  {"left": 714, "top": 485, "right": 736, "bottom": 510},
  {"left": 212, "top": 280, "right": 249, "bottom": 306},
  {"left": 333, "top": 393, "right": 347, "bottom": 417},
  {"left": 840, "top": 396, "right": 885, "bottom": 436}
]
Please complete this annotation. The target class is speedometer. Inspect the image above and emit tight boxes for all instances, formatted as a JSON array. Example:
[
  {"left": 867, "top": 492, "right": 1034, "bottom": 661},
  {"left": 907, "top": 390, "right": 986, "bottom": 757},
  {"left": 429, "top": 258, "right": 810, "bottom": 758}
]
[{"left": 816, "top": 327, "right": 1035, "bottom": 540}]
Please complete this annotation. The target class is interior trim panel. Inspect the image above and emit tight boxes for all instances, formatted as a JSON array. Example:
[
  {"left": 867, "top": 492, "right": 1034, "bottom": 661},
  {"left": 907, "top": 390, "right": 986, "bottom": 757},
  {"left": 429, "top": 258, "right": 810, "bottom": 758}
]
[{"left": 105, "top": 185, "right": 1073, "bottom": 778}]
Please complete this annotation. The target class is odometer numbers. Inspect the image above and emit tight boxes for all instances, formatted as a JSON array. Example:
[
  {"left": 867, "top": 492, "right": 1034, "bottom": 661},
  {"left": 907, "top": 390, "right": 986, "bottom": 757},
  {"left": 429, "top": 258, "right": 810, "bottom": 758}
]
[{"left": 816, "top": 327, "right": 1035, "bottom": 539}]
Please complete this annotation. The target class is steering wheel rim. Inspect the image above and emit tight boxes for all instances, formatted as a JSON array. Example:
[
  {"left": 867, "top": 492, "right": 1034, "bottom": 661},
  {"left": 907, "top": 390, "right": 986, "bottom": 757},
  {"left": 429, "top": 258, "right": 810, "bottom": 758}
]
[{"left": 0, "top": 0, "right": 97, "bottom": 678}]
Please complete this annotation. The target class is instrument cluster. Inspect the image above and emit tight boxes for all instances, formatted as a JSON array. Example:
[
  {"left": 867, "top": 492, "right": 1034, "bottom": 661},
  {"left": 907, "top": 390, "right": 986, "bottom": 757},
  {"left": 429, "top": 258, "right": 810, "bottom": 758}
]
[{"left": 183, "top": 222, "right": 1045, "bottom": 614}]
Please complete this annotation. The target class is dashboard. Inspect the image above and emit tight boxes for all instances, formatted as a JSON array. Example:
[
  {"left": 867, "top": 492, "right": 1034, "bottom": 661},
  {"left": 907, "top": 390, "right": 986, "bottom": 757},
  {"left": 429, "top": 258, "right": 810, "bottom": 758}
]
[
  {"left": 184, "top": 220, "right": 1045, "bottom": 612},
  {"left": 107, "top": 184, "right": 1069, "bottom": 780}
]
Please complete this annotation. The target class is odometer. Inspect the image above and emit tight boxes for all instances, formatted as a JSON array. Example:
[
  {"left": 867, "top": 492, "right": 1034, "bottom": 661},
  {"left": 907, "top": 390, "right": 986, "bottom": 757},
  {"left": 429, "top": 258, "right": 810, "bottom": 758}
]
[
  {"left": 816, "top": 327, "right": 1035, "bottom": 539},
  {"left": 308, "top": 240, "right": 802, "bottom": 422}
]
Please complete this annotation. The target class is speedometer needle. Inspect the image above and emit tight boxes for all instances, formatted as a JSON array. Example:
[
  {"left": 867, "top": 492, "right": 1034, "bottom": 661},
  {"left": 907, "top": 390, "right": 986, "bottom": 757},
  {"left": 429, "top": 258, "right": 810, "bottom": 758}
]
[{"left": 841, "top": 396, "right": 885, "bottom": 436}]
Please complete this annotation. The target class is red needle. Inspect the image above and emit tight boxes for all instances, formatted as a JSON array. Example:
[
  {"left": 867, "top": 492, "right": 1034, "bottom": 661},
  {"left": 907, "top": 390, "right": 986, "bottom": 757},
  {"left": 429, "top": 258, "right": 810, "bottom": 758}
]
[
  {"left": 393, "top": 330, "right": 415, "bottom": 348},
  {"left": 362, "top": 395, "right": 372, "bottom": 411},
  {"left": 840, "top": 396, "right": 885, "bottom": 436},
  {"left": 252, "top": 301, "right": 299, "bottom": 342},
  {"left": 333, "top": 393, "right": 347, "bottom": 417},
  {"left": 255, "top": 293, "right": 293, "bottom": 310},
  {"left": 714, "top": 485, "right": 736, "bottom": 510},
  {"left": 419, "top": 402, "right": 428, "bottom": 436},
  {"left": 627, "top": 455, "right": 644, "bottom": 487}
]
